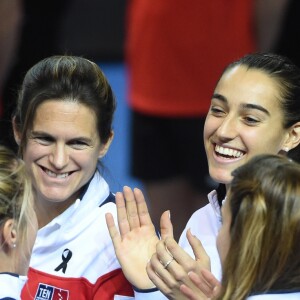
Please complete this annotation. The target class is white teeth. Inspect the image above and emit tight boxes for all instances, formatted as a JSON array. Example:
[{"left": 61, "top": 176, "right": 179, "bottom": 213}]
[
  {"left": 45, "top": 169, "right": 70, "bottom": 178},
  {"left": 57, "top": 173, "right": 69, "bottom": 178},
  {"left": 215, "top": 145, "right": 244, "bottom": 158}
]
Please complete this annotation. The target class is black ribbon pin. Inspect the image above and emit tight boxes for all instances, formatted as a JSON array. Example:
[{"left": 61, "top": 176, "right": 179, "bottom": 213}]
[{"left": 55, "top": 248, "right": 72, "bottom": 274}]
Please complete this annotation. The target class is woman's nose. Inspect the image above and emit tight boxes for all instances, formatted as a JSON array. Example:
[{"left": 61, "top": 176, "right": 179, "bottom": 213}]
[
  {"left": 49, "top": 144, "right": 69, "bottom": 169},
  {"left": 216, "top": 115, "right": 238, "bottom": 141}
]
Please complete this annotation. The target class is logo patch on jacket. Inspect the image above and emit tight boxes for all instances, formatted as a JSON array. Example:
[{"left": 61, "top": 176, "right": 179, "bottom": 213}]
[{"left": 35, "top": 284, "right": 69, "bottom": 300}]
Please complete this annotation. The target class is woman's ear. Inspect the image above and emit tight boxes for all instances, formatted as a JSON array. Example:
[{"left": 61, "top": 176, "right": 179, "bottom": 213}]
[
  {"left": 12, "top": 116, "right": 21, "bottom": 146},
  {"left": 98, "top": 131, "right": 114, "bottom": 158},
  {"left": 2, "top": 219, "right": 17, "bottom": 250},
  {"left": 283, "top": 123, "right": 300, "bottom": 152}
]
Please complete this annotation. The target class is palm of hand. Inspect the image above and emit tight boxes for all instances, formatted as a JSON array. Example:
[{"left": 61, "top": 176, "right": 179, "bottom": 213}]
[
  {"left": 115, "top": 223, "right": 160, "bottom": 289},
  {"left": 105, "top": 187, "right": 166, "bottom": 290}
]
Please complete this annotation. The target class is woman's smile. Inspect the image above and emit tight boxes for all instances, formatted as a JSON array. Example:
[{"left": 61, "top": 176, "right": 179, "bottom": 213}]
[
  {"left": 24, "top": 100, "right": 103, "bottom": 205},
  {"left": 204, "top": 65, "right": 288, "bottom": 184}
]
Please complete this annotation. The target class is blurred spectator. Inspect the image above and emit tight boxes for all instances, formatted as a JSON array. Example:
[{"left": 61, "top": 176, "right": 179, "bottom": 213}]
[
  {"left": 267, "top": 0, "right": 300, "bottom": 68},
  {"left": 255, "top": 0, "right": 290, "bottom": 53},
  {"left": 0, "top": 0, "right": 23, "bottom": 120},
  {"left": 0, "top": 0, "right": 71, "bottom": 151}
]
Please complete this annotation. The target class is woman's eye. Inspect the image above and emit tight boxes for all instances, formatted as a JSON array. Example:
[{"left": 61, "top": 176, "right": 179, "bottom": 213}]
[
  {"left": 34, "top": 136, "right": 52, "bottom": 145},
  {"left": 244, "top": 116, "right": 260, "bottom": 125},
  {"left": 69, "top": 141, "right": 89, "bottom": 149},
  {"left": 210, "top": 106, "right": 225, "bottom": 115}
]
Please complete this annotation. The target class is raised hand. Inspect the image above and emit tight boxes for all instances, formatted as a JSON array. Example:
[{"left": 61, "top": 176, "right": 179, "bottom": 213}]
[
  {"left": 146, "top": 229, "right": 211, "bottom": 299},
  {"left": 105, "top": 186, "right": 173, "bottom": 289}
]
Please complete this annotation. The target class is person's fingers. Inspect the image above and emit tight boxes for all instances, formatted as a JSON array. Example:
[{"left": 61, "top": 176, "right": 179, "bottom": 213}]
[
  {"left": 164, "top": 236, "right": 196, "bottom": 271},
  {"left": 147, "top": 252, "right": 179, "bottom": 294},
  {"left": 186, "top": 229, "right": 210, "bottom": 269},
  {"left": 179, "top": 284, "right": 200, "bottom": 300},
  {"left": 188, "top": 271, "right": 214, "bottom": 298},
  {"left": 154, "top": 240, "right": 191, "bottom": 286},
  {"left": 105, "top": 212, "right": 121, "bottom": 247},
  {"left": 115, "top": 191, "right": 130, "bottom": 236},
  {"left": 160, "top": 210, "right": 174, "bottom": 240},
  {"left": 201, "top": 269, "right": 222, "bottom": 297},
  {"left": 123, "top": 186, "right": 140, "bottom": 229},
  {"left": 146, "top": 260, "right": 172, "bottom": 295},
  {"left": 212, "top": 284, "right": 222, "bottom": 298},
  {"left": 155, "top": 240, "right": 174, "bottom": 269},
  {"left": 133, "top": 188, "right": 154, "bottom": 227}
]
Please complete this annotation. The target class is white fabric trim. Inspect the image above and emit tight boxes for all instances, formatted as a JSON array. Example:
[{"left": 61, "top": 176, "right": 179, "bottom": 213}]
[{"left": 0, "top": 273, "right": 27, "bottom": 300}]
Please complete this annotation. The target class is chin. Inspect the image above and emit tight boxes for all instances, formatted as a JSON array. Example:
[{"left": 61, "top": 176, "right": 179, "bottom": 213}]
[
  {"left": 38, "top": 192, "right": 68, "bottom": 204},
  {"left": 210, "top": 170, "right": 232, "bottom": 185}
]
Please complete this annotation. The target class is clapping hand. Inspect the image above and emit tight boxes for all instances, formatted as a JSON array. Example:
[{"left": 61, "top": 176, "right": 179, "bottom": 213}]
[
  {"left": 105, "top": 186, "right": 173, "bottom": 289},
  {"left": 146, "top": 229, "right": 212, "bottom": 299}
]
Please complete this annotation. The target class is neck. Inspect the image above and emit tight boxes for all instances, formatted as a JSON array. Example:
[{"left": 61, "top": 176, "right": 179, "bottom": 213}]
[
  {"left": 34, "top": 197, "right": 76, "bottom": 229},
  {"left": 0, "top": 251, "right": 16, "bottom": 273}
]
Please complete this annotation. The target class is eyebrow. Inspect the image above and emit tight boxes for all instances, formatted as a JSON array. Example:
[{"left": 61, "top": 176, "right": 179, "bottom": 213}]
[
  {"left": 30, "top": 131, "right": 52, "bottom": 137},
  {"left": 212, "top": 93, "right": 271, "bottom": 116},
  {"left": 212, "top": 93, "right": 226, "bottom": 102},
  {"left": 241, "top": 103, "right": 270, "bottom": 116}
]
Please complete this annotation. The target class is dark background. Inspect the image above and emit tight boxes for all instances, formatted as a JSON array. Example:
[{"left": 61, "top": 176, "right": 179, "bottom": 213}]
[{"left": 57, "top": 0, "right": 127, "bottom": 61}]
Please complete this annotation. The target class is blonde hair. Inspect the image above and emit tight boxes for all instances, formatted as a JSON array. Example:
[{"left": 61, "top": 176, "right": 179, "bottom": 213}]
[
  {"left": 0, "top": 145, "right": 35, "bottom": 259},
  {"left": 218, "top": 154, "right": 300, "bottom": 300}
]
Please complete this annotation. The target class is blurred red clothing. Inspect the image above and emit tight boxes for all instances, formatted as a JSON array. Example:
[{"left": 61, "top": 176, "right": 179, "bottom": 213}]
[{"left": 126, "top": 0, "right": 256, "bottom": 117}]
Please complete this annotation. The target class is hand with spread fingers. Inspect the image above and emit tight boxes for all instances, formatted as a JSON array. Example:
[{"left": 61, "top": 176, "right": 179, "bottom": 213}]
[
  {"left": 146, "top": 229, "right": 211, "bottom": 299},
  {"left": 105, "top": 186, "right": 173, "bottom": 289}
]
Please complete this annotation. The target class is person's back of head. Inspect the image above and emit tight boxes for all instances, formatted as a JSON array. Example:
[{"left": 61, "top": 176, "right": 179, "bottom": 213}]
[
  {"left": 0, "top": 144, "right": 36, "bottom": 275},
  {"left": 219, "top": 154, "right": 300, "bottom": 300}
]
